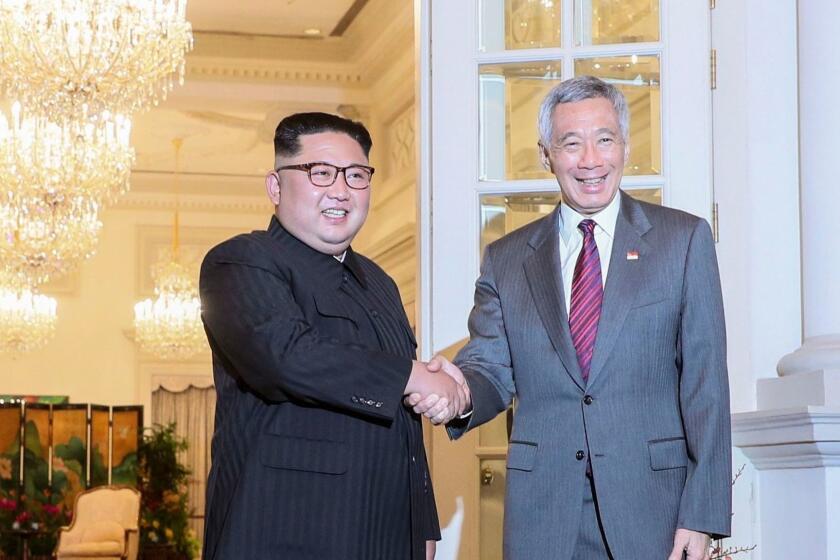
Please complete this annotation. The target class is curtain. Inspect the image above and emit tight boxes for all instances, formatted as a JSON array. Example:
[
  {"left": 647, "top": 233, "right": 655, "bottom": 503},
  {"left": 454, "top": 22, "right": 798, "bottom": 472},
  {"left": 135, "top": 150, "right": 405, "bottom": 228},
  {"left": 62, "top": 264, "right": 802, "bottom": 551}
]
[{"left": 151, "top": 385, "right": 216, "bottom": 544}]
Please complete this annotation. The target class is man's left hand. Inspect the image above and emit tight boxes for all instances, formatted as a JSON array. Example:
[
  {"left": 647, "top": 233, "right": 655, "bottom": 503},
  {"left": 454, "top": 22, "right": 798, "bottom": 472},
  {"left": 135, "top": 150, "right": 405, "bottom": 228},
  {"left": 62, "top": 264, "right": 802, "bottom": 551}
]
[{"left": 667, "top": 528, "right": 711, "bottom": 560}]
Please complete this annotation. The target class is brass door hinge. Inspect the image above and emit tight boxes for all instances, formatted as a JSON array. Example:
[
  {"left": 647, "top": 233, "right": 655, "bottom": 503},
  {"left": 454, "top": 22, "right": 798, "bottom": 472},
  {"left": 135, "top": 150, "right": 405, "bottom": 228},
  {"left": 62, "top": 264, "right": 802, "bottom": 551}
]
[
  {"left": 711, "top": 0, "right": 716, "bottom": 9},
  {"left": 711, "top": 49, "right": 717, "bottom": 90},
  {"left": 712, "top": 203, "right": 720, "bottom": 242}
]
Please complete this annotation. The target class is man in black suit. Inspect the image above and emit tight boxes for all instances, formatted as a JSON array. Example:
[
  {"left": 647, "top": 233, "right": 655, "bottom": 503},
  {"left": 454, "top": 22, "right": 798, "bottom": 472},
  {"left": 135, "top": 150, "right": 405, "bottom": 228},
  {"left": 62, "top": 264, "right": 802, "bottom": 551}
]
[{"left": 199, "top": 112, "right": 464, "bottom": 559}]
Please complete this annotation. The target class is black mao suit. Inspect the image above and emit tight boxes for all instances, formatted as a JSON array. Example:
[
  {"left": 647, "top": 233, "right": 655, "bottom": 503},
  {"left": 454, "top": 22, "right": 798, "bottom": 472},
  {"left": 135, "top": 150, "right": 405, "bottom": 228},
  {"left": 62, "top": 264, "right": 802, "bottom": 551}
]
[{"left": 199, "top": 216, "right": 439, "bottom": 559}]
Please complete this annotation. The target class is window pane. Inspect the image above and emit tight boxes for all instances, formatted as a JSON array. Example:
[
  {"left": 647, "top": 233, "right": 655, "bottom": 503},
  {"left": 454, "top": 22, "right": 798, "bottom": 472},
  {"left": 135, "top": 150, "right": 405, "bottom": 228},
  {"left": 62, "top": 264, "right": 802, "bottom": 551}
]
[
  {"left": 575, "top": 55, "right": 661, "bottom": 175},
  {"left": 479, "top": 62, "right": 562, "bottom": 181},
  {"left": 575, "top": 0, "right": 660, "bottom": 46},
  {"left": 480, "top": 0, "right": 562, "bottom": 51},
  {"left": 480, "top": 188, "right": 661, "bottom": 252}
]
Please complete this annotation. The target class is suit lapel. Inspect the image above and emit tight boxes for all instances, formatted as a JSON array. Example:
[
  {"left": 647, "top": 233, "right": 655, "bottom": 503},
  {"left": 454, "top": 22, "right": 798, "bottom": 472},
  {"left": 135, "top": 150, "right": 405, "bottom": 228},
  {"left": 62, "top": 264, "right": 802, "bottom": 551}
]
[
  {"left": 586, "top": 192, "right": 652, "bottom": 387},
  {"left": 523, "top": 208, "right": 586, "bottom": 391}
]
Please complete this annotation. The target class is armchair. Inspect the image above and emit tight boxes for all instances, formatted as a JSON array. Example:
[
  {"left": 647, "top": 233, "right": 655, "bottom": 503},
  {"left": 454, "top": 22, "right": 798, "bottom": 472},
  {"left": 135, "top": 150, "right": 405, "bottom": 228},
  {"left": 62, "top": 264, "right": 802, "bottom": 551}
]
[{"left": 55, "top": 486, "right": 141, "bottom": 560}]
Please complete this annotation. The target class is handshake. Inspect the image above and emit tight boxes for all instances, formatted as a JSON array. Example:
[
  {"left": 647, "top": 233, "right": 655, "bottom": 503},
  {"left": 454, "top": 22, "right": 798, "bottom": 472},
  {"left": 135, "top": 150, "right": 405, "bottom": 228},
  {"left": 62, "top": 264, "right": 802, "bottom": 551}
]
[{"left": 404, "top": 355, "right": 471, "bottom": 425}]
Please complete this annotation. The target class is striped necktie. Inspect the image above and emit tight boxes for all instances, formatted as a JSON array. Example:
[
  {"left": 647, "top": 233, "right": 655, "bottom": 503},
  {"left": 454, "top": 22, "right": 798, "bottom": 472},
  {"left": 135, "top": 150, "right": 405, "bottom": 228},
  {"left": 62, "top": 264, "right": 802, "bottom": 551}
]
[{"left": 569, "top": 219, "right": 603, "bottom": 384}]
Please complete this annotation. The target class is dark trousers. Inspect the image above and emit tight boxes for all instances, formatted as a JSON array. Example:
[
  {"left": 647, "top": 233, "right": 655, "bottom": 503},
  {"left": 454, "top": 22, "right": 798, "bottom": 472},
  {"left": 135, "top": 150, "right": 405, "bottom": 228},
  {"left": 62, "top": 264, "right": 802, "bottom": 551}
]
[{"left": 571, "top": 473, "right": 614, "bottom": 560}]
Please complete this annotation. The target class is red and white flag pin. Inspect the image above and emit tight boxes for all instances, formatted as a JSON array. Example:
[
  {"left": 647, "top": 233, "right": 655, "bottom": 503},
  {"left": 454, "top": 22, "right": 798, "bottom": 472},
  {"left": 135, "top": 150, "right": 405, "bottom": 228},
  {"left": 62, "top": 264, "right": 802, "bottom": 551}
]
[{"left": 626, "top": 250, "right": 639, "bottom": 260}]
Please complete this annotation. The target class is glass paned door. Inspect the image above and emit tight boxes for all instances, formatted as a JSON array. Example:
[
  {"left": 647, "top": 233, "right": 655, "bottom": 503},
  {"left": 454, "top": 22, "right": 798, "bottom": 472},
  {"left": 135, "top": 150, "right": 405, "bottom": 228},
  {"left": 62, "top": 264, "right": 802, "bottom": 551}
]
[{"left": 479, "top": 62, "right": 563, "bottom": 181}]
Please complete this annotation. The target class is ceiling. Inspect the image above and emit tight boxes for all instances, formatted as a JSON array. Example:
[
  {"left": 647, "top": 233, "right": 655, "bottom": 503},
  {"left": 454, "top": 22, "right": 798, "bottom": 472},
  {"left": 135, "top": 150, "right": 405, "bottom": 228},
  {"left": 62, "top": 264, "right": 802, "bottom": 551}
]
[
  {"left": 187, "top": 0, "right": 366, "bottom": 38},
  {"left": 122, "top": 0, "right": 411, "bottom": 201}
]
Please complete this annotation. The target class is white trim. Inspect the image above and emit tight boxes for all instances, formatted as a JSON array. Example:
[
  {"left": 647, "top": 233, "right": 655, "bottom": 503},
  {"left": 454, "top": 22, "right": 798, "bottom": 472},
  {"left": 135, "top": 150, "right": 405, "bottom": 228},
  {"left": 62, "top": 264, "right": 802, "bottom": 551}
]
[
  {"left": 732, "top": 406, "right": 840, "bottom": 444},
  {"left": 475, "top": 42, "right": 664, "bottom": 64},
  {"left": 475, "top": 176, "right": 666, "bottom": 195},
  {"left": 415, "top": 0, "right": 433, "bottom": 360},
  {"left": 733, "top": 407, "right": 840, "bottom": 469}
]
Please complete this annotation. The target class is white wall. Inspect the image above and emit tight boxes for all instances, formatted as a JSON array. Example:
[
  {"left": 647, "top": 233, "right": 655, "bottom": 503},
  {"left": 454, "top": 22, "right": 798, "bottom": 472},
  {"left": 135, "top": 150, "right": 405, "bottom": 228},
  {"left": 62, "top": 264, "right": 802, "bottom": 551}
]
[
  {"left": 0, "top": 198, "right": 266, "bottom": 408},
  {"left": 712, "top": 1, "right": 804, "bottom": 558}
]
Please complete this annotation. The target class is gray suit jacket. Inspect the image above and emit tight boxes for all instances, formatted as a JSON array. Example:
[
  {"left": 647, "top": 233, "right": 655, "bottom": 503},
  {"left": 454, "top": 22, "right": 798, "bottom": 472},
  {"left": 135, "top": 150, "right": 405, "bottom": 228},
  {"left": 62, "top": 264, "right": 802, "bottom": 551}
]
[{"left": 449, "top": 191, "right": 731, "bottom": 559}]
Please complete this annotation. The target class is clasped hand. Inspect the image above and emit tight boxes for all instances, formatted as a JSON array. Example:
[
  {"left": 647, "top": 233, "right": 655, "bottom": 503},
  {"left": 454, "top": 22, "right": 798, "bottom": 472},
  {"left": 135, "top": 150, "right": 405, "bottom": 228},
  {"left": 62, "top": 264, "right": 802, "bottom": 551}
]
[{"left": 404, "top": 355, "right": 471, "bottom": 425}]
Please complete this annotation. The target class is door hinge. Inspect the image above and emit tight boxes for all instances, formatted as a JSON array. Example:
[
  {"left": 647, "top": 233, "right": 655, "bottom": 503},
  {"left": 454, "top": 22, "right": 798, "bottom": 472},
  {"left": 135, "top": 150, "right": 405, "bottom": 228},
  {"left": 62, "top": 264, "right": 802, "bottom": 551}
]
[
  {"left": 711, "top": 49, "right": 717, "bottom": 90},
  {"left": 711, "top": 0, "right": 716, "bottom": 9},
  {"left": 712, "top": 203, "right": 720, "bottom": 242}
]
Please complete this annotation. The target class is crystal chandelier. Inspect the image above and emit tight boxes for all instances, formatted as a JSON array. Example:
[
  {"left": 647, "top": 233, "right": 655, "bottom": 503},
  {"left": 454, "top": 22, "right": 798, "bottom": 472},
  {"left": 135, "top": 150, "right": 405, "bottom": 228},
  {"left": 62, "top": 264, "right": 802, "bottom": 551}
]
[
  {"left": 0, "top": 102, "right": 134, "bottom": 203},
  {"left": 0, "top": 0, "right": 193, "bottom": 121},
  {"left": 134, "top": 259, "right": 204, "bottom": 360},
  {"left": 0, "top": 103, "right": 133, "bottom": 284},
  {"left": 133, "top": 139, "right": 205, "bottom": 360},
  {"left": 0, "top": 193, "right": 102, "bottom": 285},
  {"left": 0, "top": 273, "right": 57, "bottom": 355}
]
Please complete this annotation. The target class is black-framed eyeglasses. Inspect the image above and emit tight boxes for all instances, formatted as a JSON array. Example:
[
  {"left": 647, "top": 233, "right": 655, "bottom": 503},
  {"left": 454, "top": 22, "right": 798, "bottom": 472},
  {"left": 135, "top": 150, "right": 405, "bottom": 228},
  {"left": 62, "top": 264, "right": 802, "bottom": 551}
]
[{"left": 275, "top": 162, "right": 375, "bottom": 190}]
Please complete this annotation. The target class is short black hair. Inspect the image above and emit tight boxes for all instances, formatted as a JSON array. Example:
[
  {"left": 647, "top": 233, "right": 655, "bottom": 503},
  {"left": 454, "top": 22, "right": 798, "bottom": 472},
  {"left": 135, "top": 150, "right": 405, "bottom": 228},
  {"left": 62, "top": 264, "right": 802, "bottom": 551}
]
[{"left": 273, "top": 112, "right": 373, "bottom": 158}]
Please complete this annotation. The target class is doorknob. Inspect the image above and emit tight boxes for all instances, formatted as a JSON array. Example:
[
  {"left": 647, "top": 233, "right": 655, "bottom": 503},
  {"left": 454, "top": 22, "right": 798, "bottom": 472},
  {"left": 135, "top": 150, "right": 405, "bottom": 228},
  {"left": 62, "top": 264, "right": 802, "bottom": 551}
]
[{"left": 481, "top": 466, "right": 495, "bottom": 486}]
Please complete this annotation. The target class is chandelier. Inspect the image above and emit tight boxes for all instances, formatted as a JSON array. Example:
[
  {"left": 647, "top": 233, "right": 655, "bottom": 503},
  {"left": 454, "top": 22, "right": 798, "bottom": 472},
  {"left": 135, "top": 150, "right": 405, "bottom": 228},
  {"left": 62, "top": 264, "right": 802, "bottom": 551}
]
[
  {"left": 0, "top": 0, "right": 193, "bottom": 121},
  {"left": 0, "top": 273, "right": 57, "bottom": 355},
  {"left": 133, "top": 139, "right": 205, "bottom": 360},
  {"left": 0, "top": 103, "right": 133, "bottom": 284},
  {"left": 0, "top": 194, "right": 102, "bottom": 285},
  {"left": 134, "top": 259, "right": 204, "bottom": 360},
  {"left": 0, "top": 103, "right": 134, "bottom": 203}
]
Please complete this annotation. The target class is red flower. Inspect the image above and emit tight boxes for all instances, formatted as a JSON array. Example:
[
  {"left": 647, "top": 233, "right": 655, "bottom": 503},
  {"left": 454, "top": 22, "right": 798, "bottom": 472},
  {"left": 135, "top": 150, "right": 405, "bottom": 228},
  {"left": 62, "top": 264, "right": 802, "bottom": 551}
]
[
  {"left": 43, "top": 504, "right": 61, "bottom": 516},
  {"left": 15, "top": 511, "right": 30, "bottom": 524},
  {"left": 0, "top": 498, "right": 17, "bottom": 511}
]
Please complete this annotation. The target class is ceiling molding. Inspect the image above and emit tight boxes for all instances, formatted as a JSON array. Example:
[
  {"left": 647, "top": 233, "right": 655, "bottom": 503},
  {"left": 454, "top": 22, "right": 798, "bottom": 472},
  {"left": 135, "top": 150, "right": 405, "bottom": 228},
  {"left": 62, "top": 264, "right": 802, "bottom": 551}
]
[
  {"left": 367, "top": 48, "right": 415, "bottom": 121},
  {"left": 191, "top": 31, "right": 346, "bottom": 63},
  {"left": 349, "top": 0, "right": 414, "bottom": 83},
  {"left": 113, "top": 192, "right": 270, "bottom": 214},
  {"left": 330, "top": 0, "right": 371, "bottom": 36},
  {"left": 187, "top": 58, "right": 364, "bottom": 87},
  {"left": 187, "top": 2, "right": 413, "bottom": 88}
]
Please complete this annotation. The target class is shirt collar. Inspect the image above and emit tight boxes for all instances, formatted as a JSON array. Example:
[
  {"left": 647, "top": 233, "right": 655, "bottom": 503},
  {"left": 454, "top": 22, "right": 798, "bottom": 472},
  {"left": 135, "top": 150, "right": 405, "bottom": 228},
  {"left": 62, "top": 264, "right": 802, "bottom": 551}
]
[
  {"left": 341, "top": 247, "right": 367, "bottom": 288},
  {"left": 267, "top": 215, "right": 367, "bottom": 288},
  {"left": 558, "top": 190, "right": 621, "bottom": 244}
]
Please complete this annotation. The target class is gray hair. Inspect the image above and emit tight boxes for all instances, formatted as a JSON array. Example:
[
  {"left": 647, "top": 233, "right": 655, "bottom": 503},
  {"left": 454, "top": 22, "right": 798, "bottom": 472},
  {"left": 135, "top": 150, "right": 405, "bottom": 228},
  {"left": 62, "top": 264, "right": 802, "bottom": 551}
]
[{"left": 537, "top": 75, "right": 629, "bottom": 148}]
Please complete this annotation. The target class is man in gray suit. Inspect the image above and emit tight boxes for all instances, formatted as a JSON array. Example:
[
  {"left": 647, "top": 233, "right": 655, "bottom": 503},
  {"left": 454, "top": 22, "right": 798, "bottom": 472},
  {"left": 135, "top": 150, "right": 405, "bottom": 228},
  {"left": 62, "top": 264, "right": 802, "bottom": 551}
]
[{"left": 408, "top": 76, "right": 731, "bottom": 559}]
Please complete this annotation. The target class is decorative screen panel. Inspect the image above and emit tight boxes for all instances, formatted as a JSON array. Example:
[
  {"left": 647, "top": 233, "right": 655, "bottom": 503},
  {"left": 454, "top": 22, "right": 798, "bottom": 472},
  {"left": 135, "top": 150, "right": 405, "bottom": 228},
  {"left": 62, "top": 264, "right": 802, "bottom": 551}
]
[
  {"left": 51, "top": 405, "right": 88, "bottom": 500},
  {"left": 0, "top": 404, "right": 22, "bottom": 489},
  {"left": 22, "top": 404, "right": 50, "bottom": 502},
  {"left": 89, "top": 406, "right": 110, "bottom": 488},
  {"left": 111, "top": 406, "right": 142, "bottom": 487}
]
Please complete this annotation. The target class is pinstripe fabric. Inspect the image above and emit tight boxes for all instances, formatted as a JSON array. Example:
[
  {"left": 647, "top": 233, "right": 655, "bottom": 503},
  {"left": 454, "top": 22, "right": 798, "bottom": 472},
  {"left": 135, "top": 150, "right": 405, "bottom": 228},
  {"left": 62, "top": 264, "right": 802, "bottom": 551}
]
[
  {"left": 448, "top": 192, "right": 731, "bottom": 559},
  {"left": 571, "top": 476, "right": 614, "bottom": 559},
  {"left": 200, "top": 216, "right": 439, "bottom": 560}
]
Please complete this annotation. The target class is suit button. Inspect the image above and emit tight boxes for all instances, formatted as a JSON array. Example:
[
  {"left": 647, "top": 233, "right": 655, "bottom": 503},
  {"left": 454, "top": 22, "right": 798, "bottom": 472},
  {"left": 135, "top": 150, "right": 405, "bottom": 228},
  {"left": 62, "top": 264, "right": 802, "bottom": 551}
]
[
  {"left": 583, "top": 395, "right": 593, "bottom": 405},
  {"left": 576, "top": 450, "right": 585, "bottom": 461},
  {"left": 342, "top": 274, "right": 349, "bottom": 283},
  {"left": 371, "top": 310, "right": 380, "bottom": 318}
]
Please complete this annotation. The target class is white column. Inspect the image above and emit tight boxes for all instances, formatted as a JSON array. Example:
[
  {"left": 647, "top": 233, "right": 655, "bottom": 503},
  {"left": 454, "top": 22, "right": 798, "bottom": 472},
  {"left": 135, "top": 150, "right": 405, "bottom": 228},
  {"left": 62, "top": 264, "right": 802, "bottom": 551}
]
[
  {"left": 758, "top": 0, "right": 840, "bottom": 408},
  {"left": 733, "top": 3, "right": 840, "bottom": 559}
]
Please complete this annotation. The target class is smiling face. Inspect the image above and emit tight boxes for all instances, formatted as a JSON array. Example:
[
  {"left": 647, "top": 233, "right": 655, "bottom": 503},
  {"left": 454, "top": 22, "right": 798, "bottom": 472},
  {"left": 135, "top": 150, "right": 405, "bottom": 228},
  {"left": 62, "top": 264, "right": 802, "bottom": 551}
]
[
  {"left": 541, "top": 97, "right": 627, "bottom": 216},
  {"left": 266, "top": 131, "right": 371, "bottom": 255}
]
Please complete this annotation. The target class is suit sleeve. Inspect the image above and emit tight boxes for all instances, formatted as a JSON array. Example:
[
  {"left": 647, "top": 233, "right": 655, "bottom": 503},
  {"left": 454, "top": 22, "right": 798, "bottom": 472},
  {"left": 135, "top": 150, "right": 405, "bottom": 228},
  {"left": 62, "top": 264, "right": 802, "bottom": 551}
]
[
  {"left": 447, "top": 247, "right": 515, "bottom": 440},
  {"left": 200, "top": 241, "right": 412, "bottom": 422},
  {"left": 676, "top": 219, "right": 732, "bottom": 539}
]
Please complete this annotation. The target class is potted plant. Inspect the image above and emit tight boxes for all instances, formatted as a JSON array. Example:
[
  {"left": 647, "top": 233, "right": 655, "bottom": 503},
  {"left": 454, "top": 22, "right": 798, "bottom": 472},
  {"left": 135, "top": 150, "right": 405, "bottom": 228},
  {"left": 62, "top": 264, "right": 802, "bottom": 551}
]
[{"left": 137, "top": 424, "right": 199, "bottom": 560}]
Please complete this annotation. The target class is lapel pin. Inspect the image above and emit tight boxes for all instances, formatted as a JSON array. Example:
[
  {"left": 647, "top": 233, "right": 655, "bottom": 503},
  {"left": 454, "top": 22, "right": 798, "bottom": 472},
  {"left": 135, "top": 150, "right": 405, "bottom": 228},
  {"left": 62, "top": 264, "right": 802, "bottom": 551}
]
[{"left": 626, "top": 250, "right": 639, "bottom": 260}]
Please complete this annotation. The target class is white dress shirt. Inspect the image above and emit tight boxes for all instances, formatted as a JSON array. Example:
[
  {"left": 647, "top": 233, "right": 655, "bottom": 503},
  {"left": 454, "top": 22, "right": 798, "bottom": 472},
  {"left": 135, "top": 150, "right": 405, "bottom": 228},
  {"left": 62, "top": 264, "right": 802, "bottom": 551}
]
[{"left": 558, "top": 192, "right": 621, "bottom": 314}]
